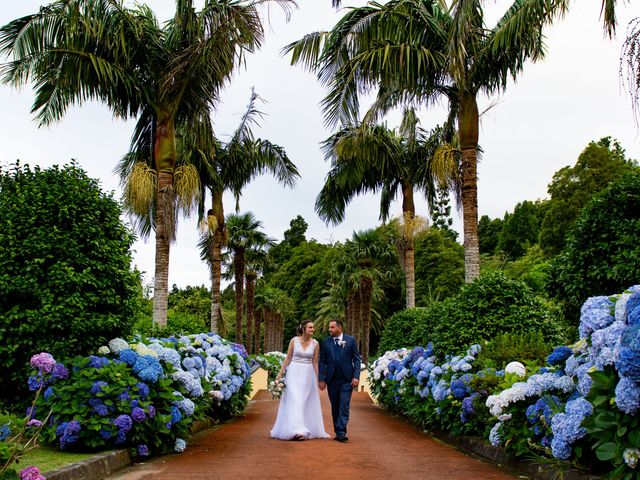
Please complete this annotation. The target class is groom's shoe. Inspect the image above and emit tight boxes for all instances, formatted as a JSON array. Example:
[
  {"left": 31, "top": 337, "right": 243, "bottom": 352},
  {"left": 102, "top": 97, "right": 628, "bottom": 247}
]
[{"left": 334, "top": 436, "right": 348, "bottom": 443}]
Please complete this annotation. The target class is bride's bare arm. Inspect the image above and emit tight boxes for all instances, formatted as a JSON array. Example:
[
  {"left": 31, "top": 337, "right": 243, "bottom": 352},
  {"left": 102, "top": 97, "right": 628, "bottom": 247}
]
[
  {"left": 276, "top": 339, "right": 294, "bottom": 380},
  {"left": 313, "top": 340, "right": 320, "bottom": 378}
]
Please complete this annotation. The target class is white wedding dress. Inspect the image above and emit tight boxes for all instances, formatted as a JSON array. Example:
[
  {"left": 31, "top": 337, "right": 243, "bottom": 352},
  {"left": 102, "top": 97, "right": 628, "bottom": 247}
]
[{"left": 270, "top": 337, "right": 329, "bottom": 440}]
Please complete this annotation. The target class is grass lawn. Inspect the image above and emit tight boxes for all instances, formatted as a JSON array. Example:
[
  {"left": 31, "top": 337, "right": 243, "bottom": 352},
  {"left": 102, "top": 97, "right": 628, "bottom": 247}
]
[{"left": 18, "top": 445, "right": 99, "bottom": 473}]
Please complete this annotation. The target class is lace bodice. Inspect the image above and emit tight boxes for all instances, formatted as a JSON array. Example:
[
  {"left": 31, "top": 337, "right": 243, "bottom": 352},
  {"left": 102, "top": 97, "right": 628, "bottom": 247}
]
[{"left": 291, "top": 337, "right": 316, "bottom": 364}]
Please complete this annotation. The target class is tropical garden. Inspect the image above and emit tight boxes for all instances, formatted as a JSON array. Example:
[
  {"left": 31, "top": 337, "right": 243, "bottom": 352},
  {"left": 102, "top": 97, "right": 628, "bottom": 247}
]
[{"left": 0, "top": 0, "right": 639, "bottom": 479}]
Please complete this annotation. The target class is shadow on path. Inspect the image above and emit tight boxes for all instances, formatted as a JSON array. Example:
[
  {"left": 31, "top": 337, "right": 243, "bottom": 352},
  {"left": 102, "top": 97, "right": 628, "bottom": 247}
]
[{"left": 108, "top": 391, "right": 517, "bottom": 480}]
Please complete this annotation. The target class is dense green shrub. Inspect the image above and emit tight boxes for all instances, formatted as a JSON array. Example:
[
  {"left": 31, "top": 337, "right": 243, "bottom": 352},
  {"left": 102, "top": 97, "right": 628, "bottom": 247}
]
[
  {"left": 133, "top": 312, "right": 208, "bottom": 337},
  {"left": 477, "top": 331, "right": 552, "bottom": 368},
  {"left": 549, "top": 170, "right": 640, "bottom": 321},
  {"left": 376, "top": 308, "right": 430, "bottom": 355},
  {"left": 430, "top": 272, "right": 565, "bottom": 354},
  {"left": 0, "top": 163, "right": 140, "bottom": 405}
]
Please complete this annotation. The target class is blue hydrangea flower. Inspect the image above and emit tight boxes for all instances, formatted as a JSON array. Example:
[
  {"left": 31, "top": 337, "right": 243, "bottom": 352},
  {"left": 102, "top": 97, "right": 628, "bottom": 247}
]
[
  {"left": 489, "top": 422, "right": 503, "bottom": 446},
  {"left": 550, "top": 397, "right": 593, "bottom": 460},
  {"left": 43, "top": 386, "right": 55, "bottom": 401},
  {"left": 170, "top": 406, "right": 182, "bottom": 424},
  {"left": 52, "top": 363, "right": 69, "bottom": 380},
  {"left": 119, "top": 348, "right": 139, "bottom": 366},
  {"left": 616, "top": 346, "right": 640, "bottom": 383},
  {"left": 28, "top": 375, "right": 43, "bottom": 392},
  {"left": 615, "top": 376, "right": 640, "bottom": 414},
  {"left": 579, "top": 296, "right": 615, "bottom": 338},
  {"left": 90, "top": 381, "right": 108, "bottom": 395},
  {"left": 88, "top": 356, "right": 110, "bottom": 369},
  {"left": 547, "top": 346, "right": 573, "bottom": 367},
  {"left": 0, "top": 424, "right": 10, "bottom": 441},
  {"left": 98, "top": 428, "right": 112, "bottom": 440}
]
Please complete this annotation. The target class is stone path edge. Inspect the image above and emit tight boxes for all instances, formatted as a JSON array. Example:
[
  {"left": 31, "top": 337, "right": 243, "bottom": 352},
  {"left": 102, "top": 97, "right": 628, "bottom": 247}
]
[{"left": 44, "top": 418, "right": 217, "bottom": 480}]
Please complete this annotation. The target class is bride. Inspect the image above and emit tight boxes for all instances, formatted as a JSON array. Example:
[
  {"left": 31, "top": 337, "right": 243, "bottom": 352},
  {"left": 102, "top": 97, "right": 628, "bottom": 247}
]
[{"left": 270, "top": 320, "right": 329, "bottom": 441}]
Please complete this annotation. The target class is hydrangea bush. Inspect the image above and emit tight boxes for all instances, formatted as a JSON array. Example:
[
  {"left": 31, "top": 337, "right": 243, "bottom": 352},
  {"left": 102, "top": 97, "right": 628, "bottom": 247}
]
[
  {"left": 369, "top": 344, "right": 502, "bottom": 437},
  {"left": 29, "top": 333, "right": 252, "bottom": 458},
  {"left": 369, "top": 285, "right": 640, "bottom": 479},
  {"left": 1, "top": 353, "right": 60, "bottom": 480}
]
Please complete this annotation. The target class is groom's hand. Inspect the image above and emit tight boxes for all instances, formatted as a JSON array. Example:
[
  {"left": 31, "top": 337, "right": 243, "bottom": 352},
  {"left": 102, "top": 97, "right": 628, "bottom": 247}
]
[
  {"left": 318, "top": 381, "right": 326, "bottom": 391},
  {"left": 351, "top": 378, "right": 359, "bottom": 388}
]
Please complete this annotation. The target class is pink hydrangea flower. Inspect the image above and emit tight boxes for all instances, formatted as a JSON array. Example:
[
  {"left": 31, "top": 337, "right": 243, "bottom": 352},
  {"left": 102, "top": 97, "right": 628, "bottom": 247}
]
[{"left": 19, "top": 465, "right": 46, "bottom": 480}]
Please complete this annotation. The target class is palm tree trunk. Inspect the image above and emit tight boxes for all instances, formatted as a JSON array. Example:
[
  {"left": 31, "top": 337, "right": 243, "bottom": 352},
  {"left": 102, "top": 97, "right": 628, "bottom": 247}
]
[
  {"left": 352, "top": 289, "right": 361, "bottom": 350},
  {"left": 402, "top": 183, "right": 416, "bottom": 308},
  {"left": 209, "top": 190, "right": 225, "bottom": 333},
  {"left": 234, "top": 247, "right": 245, "bottom": 344},
  {"left": 459, "top": 92, "right": 480, "bottom": 283},
  {"left": 360, "top": 277, "right": 373, "bottom": 364},
  {"left": 345, "top": 294, "right": 353, "bottom": 336},
  {"left": 254, "top": 309, "right": 263, "bottom": 354},
  {"left": 245, "top": 273, "right": 256, "bottom": 354},
  {"left": 277, "top": 313, "right": 284, "bottom": 352},
  {"left": 152, "top": 114, "right": 177, "bottom": 327},
  {"left": 265, "top": 309, "right": 272, "bottom": 352}
]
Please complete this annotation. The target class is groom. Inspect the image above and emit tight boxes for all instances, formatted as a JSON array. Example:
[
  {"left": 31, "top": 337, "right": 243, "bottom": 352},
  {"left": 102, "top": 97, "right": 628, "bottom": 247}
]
[{"left": 318, "top": 320, "right": 361, "bottom": 443}]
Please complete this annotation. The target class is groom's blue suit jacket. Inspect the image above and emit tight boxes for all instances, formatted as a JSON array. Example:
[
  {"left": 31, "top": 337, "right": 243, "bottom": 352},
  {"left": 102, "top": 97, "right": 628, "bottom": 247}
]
[{"left": 318, "top": 335, "right": 361, "bottom": 383}]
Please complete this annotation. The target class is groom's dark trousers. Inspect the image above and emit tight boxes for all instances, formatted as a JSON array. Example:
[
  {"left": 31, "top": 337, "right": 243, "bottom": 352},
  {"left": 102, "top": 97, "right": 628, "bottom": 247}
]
[{"left": 327, "top": 374, "right": 353, "bottom": 438}]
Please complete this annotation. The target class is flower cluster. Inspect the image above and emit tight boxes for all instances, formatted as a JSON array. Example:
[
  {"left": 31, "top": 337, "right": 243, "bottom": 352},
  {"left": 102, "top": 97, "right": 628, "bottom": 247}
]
[
  {"left": 550, "top": 397, "right": 593, "bottom": 460},
  {"left": 268, "top": 378, "right": 286, "bottom": 399}
]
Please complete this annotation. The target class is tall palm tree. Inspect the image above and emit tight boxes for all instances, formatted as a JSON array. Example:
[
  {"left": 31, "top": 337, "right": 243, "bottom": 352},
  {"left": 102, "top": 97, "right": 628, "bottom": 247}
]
[
  {"left": 0, "top": 0, "right": 294, "bottom": 326},
  {"left": 195, "top": 90, "right": 299, "bottom": 333},
  {"left": 225, "top": 212, "right": 269, "bottom": 345},
  {"left": 244, "top": 237, "right": 272, "bottom": 354},
  {"left": 318, "top": 108, "right": 444, "bottom": 307},
  {"left": 286, "top": 0, "right": 568, "bottom": 282}
]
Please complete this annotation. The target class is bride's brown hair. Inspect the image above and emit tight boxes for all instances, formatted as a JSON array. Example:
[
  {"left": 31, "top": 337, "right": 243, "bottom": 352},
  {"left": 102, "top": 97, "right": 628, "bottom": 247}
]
[{"left": 296, "top": 320, "right": 314, "bottom": 336}]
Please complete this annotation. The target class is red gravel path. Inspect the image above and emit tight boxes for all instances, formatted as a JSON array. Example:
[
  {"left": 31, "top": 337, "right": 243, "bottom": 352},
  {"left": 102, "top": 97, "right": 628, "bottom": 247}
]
[{"left": 107, "top": 391, "right": 516, "bottom": 480}]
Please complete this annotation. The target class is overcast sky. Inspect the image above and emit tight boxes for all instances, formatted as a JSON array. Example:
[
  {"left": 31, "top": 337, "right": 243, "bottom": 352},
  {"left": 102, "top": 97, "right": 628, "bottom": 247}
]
[{"left": 1, "top": 1, "right": 639, "bottom": 290}]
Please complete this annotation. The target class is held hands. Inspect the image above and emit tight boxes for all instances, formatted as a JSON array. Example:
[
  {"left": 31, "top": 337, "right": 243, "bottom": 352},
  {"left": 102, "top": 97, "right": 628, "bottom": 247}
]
[{"left": 318, "top": 381, "right": 326, "bottom": 391}]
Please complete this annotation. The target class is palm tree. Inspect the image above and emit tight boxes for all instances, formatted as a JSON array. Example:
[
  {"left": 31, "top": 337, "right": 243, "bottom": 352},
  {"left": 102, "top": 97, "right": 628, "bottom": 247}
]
[
  {"left": 286, "top": 0, "right": 568, "bottom": 282},
  {"left": 225, "top": 212, "right": 270, "bottom": 345},
  {"left": 195, "top": 90, "right": 299, "bottom": 333},
  {"left": 244, "top": 237, "right": 272, "bottom": 354},
  {"left": 0, "top": 0, "right": 294, "bottom": 326},
  {"left": 318, "top": 108, "right": 444, "bottom": 307}
]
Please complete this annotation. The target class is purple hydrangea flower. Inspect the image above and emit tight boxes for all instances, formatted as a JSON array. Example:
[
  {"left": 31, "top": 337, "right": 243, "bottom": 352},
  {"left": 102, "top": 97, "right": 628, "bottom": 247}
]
[
  {"left": 30, "top": 353, "right": 56, "bottom": 374},
  {"left": 147, "top": 405, "right": 156, "bottom": 419},
  {"left": 19, "top": 466, "right": 46, "bottom": 480},
  {"left": 131, "top": 407, "right": 146, "bottom": 423},
  {"left": 27, "top": 419, "right": 43, "bottom": 428},
  {"left": 51, "top": 363, "right": 69, "bottom": 380},
  {"left": 113, "top": 414, "right": 133, "bottom": 433},
  {"left": 137, "top": 444, "right": 149, "bottom": 457}
]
